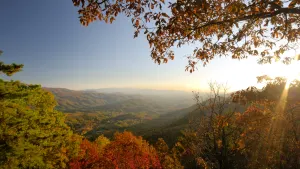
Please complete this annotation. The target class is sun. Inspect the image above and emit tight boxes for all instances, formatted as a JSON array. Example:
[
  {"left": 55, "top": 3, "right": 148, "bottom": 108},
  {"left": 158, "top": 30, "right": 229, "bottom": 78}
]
[{"left": 262, "top": 60, "right": 300, "bottom": 88}]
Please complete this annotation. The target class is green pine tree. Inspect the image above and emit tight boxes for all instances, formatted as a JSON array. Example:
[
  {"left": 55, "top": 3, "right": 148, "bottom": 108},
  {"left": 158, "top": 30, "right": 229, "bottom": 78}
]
[
  {"left": 0, "top": 51, "right": 74, "bottom": 168},
  {"left": 0, "top": 50, "right": 23, "bottom": 76}
]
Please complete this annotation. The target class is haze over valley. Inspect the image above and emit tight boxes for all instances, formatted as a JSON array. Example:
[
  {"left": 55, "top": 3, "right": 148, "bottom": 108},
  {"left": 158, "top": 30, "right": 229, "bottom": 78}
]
[{"left": 44, "top": 87, "right": 196, "bottom": 140}]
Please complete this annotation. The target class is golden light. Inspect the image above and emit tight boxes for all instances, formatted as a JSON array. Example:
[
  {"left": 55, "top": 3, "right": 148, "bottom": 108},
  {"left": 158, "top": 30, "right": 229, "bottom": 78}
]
[
  {"left": 268, "top": 60, "right": 300, "bottom": 148},
  {"left": 284, "top": 62, "right": 300, "bottom": 88},
  {"left": 262, "top": 60, "right": 300, "bottom": 88}
]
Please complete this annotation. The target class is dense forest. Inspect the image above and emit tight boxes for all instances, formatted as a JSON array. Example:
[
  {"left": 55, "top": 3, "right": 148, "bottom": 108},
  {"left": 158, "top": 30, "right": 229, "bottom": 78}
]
[{"left": 1, "top": 0, "right": 300, "bottom": 168}]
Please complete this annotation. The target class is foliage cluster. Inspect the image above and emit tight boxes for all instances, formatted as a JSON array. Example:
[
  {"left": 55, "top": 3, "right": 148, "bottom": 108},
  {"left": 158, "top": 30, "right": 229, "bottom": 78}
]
[{"left": 178, "top": 80, "right": 299, "bottom": 169}]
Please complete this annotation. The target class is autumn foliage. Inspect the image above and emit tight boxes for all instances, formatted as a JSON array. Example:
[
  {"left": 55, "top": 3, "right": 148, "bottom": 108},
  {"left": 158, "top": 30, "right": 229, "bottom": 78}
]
[
  {"left": 69, "top": 132, "right": 161, "bottom": 169},
  {"left": 73, "top": 0, "right": 300, "bottom": 72},
  {"left": 179, "top": 80, "right": 299, "bottom": 169},
  {"left": 102, "top": 132, "right": 161, "bottom": 169},
  {"left": 69, "top": 139, "right": 101, "bottom": 169}
]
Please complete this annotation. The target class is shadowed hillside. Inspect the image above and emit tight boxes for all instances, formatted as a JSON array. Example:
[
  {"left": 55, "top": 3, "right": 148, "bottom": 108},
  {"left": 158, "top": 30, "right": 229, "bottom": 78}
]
[{"left": 138, "top": 101, "right": 247, "bottom": 146}]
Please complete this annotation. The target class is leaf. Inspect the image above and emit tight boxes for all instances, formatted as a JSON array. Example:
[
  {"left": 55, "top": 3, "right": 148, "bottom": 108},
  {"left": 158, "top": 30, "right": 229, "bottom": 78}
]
[
  {"left": 110, "top": 17, "right": 115, "bottom": 24},
  {"left": 163, "top": 58, "right": 168, "bottom": 63},
  {"left": 162, "top": 13, "right": 169, "bottom": 18},
  {"left": 288, "top": 0, "right": 297, "bottom": 8},
  {"left": 135, "top": 19, "right": 139, "bottom": 27}
]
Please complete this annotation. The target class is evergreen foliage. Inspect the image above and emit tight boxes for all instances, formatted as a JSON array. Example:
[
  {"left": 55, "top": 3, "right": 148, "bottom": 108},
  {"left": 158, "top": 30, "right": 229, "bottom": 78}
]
[{"left": 0, "top": 75, "right": 73, "bottom": 168}]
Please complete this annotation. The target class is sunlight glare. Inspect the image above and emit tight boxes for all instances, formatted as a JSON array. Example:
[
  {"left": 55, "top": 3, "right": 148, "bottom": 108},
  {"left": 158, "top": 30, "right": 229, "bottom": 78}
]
[{"left": 262, "top": 60, "right": 300, "bottom": 89}]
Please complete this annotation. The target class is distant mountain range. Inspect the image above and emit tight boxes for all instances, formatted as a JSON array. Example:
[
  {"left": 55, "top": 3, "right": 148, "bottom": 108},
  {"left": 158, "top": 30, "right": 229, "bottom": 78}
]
[
  {"left": 85, "top": 87, "right": 195, "bottom": 97},
  {"left": 44, "top": 87, "right": 195, "bottom": 114}
]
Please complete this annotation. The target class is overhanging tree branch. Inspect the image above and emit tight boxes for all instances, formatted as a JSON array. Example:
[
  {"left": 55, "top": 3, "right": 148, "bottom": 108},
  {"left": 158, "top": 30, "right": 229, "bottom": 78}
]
[{"left": 193, "top": 7, "right": 300, "bottom": 31}]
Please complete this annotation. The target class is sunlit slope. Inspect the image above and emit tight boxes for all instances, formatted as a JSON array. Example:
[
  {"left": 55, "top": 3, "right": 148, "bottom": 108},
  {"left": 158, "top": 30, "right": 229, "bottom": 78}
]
[{"left": 44, "top": 88, "right": 132, "bottom": 111}]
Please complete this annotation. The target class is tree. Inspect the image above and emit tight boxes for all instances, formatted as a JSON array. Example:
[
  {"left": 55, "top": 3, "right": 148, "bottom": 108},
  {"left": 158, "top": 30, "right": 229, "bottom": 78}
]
[
  {"left": 233, "top": 102, "right": 275, "bottom": 169},
  {"left": 69, "top": 139, "right": 102, "bottom": 169},
  {"left": 69, "top": 131, "right": 161, "bottom": 169},
  {"left": 94, "top": 134, "right": 110, "bottom": 152},
  {"left": 177, "top": 80, "right": 299, "bottom": 169},
  {"left": 68, "top": 135, "right": 111, "bottom": 169},
  {"left": 0, "top": 50, "right": 23, "bottom": 76},
  {"left": 72, "top": 0, "right": 300, "bottom": 72},
  {"left": 182, "top": 83, "right": 247, "bottom": 169},
  {"left": 232, "top": 76, "right": 300, "bottom": 104},
  {"left": 67, "top": 134, "right": 85, "bottom": 164},
  {"left": 0, "top": 79, "right": 73, "bottom": 168},
  {"left": 176, "top": 82, "right": 277, "bottom": 169},
  {"left": 154, "top": 138, "right": 184, "bottom": 169},
  {"left": 232, "top": 77, "right": 300, "bottom": 169},
  {"left": 0, "top": 51, "right": 79, "bottom": 168},
  {"left": 101, "top": 131, "right": 161, "bottom": 169}
]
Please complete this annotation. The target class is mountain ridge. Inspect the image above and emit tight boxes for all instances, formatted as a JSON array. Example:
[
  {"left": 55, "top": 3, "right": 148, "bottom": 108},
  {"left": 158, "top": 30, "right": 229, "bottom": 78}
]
[{"left": 43, "top": 87, "right": 195, "bottom": 114}]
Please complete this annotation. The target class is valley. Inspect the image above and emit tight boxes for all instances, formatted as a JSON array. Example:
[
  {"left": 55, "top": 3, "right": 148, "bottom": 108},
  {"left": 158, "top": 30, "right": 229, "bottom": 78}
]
[
  {"left": 46, "top": 87, "right": 246, "bottom": 146},
  {"left": 45, "top": 87, "right": 198, "bottom": 144}
]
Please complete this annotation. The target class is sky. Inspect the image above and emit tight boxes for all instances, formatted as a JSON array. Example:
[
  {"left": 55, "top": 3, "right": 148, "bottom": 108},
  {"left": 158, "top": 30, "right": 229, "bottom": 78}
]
[{"left": 0, "top": 0, "right": 298, "bottom": 92}]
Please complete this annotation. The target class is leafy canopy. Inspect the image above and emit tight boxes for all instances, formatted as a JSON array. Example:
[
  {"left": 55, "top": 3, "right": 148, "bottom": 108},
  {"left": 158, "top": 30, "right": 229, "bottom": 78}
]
[
  {"left": 154, "top": 138, "right": 184, "bottom": 169},
  {"left": 73, "top": 0, "right": 300, "bottom": 72},
  {"left": 69, "top": 131, "right": 162, "bottom": 169},
  {"left": 101, "top": 131, "right": 161, "bottom": 169},
  {"left": 0, "top": 79, "right": 73, "bottom": 168}
]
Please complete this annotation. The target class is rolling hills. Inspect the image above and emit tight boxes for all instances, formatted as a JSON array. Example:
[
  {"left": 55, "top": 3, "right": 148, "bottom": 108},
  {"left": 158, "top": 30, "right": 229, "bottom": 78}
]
[
  {"left": 44, "top": 87, "right": 197, "bottom": 140},
  {"left": 45, "top": 87, "right": 247, "bottom": 146},
  {"left": 44, "top": 87, "right": 195, "bottom": 114}
]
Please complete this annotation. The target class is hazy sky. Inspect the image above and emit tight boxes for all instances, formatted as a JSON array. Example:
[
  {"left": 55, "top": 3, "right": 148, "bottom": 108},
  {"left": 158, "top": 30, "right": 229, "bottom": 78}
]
[{"left": 0, "top": 0, "right": 298, "bottom": 92}]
